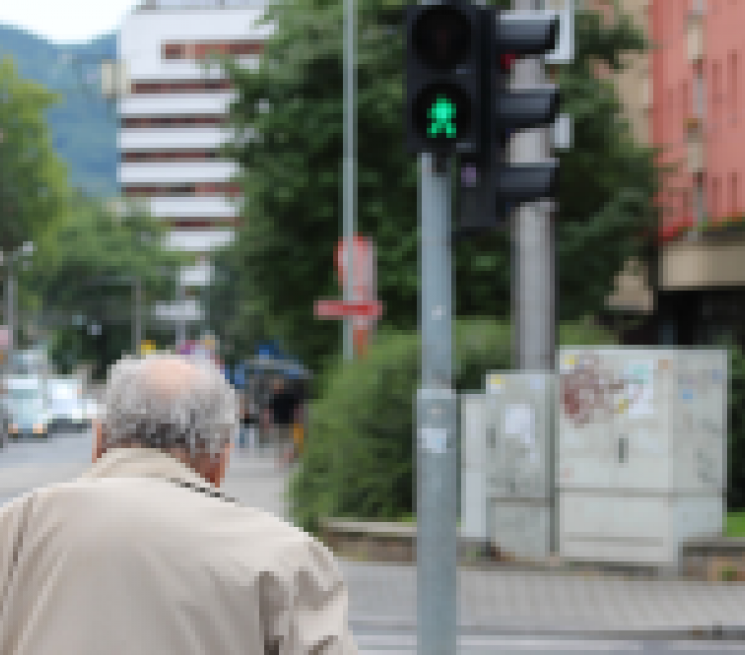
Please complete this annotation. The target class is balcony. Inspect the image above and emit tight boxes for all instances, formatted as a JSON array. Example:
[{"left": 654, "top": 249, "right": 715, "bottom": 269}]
[
  {"left": 661, "top": 237, "right": 745, "bottom": 289},
  {"left": 687, "top": 13, "right": 704, "bottom": 63},
  {"left": 687, "top": 131, "right": 705, "bottom": 173}
]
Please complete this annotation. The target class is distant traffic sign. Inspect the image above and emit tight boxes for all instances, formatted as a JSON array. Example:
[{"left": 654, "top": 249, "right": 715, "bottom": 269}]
[{"left": 314, "top": 300, "right": 383, "bottom": 319}]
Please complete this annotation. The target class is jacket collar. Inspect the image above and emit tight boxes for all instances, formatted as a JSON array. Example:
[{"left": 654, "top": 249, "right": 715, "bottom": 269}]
[{"left": 79, "top": 446, "right": 214, "bottom": 494}]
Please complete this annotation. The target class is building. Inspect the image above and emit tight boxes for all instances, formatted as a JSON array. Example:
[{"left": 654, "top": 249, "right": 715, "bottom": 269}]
[
  {"left": 117, "top": 0, "right": 271, "bottom": 339},
  {"left": 653, "top": 0, "right": 745, "bottom": 347}
]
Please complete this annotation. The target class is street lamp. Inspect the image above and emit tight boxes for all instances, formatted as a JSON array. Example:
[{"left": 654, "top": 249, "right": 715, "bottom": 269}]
[{"left": 2, "top": 241, "right": 35, "bottom": 371}]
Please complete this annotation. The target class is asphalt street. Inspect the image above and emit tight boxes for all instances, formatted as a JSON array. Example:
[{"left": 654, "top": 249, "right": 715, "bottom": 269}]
[
  {"left": 2, "top": 432, "right": 745, "bottom": 653},
  {"left": 349, "top": 624, "right": 745, "bottom": 654}
]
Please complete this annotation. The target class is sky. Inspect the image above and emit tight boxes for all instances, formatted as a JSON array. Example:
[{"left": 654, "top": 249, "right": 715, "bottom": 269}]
[{"left": 0, "top": 0, "right": 139, "bottom": 44}]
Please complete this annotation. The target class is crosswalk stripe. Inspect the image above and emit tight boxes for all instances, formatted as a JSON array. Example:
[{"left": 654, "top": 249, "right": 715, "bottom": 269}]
[
  {"left": 667, "top": 642, "right": 745, "bottom": 651},
  {"left": 355, "top": 634, "right": 643, "bottom": 651}
]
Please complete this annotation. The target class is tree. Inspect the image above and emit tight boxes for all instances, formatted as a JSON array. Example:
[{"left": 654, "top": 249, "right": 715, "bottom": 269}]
[
  {"left": 23, "top": 197, "right": 188, "bottom": 378},
  {"left": 0, "top": 55, "right": 71, "bottom": 255},
  {"left": 214, "top": 0, "right": 659, "bottom": 373},
  {"left": 206, "top": 241, "right": 272, "bottom": 367}
]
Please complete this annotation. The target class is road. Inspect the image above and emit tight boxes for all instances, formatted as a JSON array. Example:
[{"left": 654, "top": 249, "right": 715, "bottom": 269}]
[
  {"left": 2, "top": 432, "right": 745, "bottom": 653},
  {"left": 349, "top": 624, "right": 745, "bottom": 654}
]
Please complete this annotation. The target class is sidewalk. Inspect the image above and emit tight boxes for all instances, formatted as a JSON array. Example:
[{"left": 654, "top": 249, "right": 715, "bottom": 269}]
[{"left": 226, "top": 448, "right": 745, "bottom": 639}]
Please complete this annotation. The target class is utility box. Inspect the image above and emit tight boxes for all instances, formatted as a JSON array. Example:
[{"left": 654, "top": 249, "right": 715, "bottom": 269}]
[
  {"left": 557, "top": 348, "right": 727, "bottom": 567},
  {"left": 461, "top": 373, "right": 555, "bottom": 561}
]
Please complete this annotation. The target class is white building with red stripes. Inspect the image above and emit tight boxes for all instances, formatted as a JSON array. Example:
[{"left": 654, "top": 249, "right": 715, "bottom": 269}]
[{"left": 117, "top": 0, "right": 271, "bottom": 323}]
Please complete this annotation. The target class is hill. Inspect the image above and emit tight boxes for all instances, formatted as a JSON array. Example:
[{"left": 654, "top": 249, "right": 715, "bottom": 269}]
[{"left": 0, "top": 24, "right": 117, "bottom": 196}]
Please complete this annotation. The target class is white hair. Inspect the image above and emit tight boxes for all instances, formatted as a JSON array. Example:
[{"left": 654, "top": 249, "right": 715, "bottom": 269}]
[{"left": 101, "top": 353, "right": 238, "bottom": 460}]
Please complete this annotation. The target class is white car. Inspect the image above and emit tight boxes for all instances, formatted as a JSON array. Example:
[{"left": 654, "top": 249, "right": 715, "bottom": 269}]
[
  {"left": 4, "top": 376, "right": 50, "bottom": 440},
  {"left": 46, "top": 379, "right": 87, "bottom": 433}
]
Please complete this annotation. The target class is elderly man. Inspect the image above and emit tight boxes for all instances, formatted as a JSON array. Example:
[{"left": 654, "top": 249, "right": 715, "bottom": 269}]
[{"left": 0, "top": 354, "right": 358, "bottom": 655}]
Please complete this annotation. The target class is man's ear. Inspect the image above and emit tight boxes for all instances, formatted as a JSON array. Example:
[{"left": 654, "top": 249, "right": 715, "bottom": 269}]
[{"left": 92, "top": 420, "right": 105, "bottom": 462}]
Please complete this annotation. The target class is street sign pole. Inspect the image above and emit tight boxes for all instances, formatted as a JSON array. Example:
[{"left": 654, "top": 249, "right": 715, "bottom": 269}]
[
  {"left": 343, "top": 0, "right": 356, "bottom": 362},
  {"left": 417, "top": 155, "right": 457, "bottom": 655}
]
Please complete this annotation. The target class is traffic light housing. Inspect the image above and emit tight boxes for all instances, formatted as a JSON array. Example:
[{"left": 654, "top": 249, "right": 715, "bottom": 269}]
[
  {"left": 405, "top": 2, "right": 483, "bottom": 155},
  {"left": 457, "top": 9, "right": 560, "bottom": 235}
]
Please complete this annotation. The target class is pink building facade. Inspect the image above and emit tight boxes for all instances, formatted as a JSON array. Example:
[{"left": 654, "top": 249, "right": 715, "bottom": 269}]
[
  {"left": 653, "top": 0, "right": 745, "bottom": 238},
  {"left": 651, "top": 0, "right": 745, "bottom": 347}
]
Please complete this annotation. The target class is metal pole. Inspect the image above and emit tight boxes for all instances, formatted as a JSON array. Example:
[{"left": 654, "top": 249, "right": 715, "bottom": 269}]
[
  {"left": 134, "top": 276, "right": 142, "bottom": 356},
  {"left": 512, "top": 0, "right": 555, "bottom": 372},
  {"left": 6, "top": 264, "right": 14, "bottom": 369},
  {"left": 343, "top": 0, "right": 356, "bottom": 361},
  {"left": 417, "top": 150, "right": 457, "bottom": 654}
]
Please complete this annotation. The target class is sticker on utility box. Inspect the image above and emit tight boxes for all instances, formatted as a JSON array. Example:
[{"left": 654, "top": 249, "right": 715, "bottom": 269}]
[{"left": 419, "top": 427, "right": 448, "bottom": 454}]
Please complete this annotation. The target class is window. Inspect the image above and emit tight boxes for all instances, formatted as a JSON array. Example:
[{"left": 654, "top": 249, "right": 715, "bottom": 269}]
[
  {"left": 695, "top": 178, "right": 706, "bottom": 225},
  {"left": 132, "top": 80, "right": 231, "bottom": 94},
  {"left": 694, "top": 71, "right": 705, "bottom": 117},
  {"left": 668, "top": 89, "right": 674, "bottom": 141},
  {"left": 122, "top": 182, "right": 240, "bottom": 196},
  {"left": 121, "top": 150, "right": 221, "bottom": 162},
  {"left": 122, "top": 115, "right": 227, "bottom": 127},
  {"left": 163, "top": 43, "right": 183, "bottom": 59},
  {"left": 730, "top": 172, "right": 738, "bottom": 215},
  {"left": 712, "top": 61, "right": 721, "bottom": 128},
  {"left": 730, "top": 52, "right": 738, "bottom": 122},
  {"left": 164, "top": 40, "right": 263, "bottom": 61}
]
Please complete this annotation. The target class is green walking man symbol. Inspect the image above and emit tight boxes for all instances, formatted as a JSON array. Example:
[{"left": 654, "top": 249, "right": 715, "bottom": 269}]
[{"left": 427, "top": 94, "right": 457, "bottom": 138}]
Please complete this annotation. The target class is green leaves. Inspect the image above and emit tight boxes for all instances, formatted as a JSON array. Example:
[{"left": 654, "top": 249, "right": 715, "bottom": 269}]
[
  {"left": 25, "top": 197, "right": 187, "bottom": 342},
  {"left": 0, "top": 56, "right": 71, "bottom": 255},
  {"left": 212, "top": 0, "right": 661, "bottom": 374}
]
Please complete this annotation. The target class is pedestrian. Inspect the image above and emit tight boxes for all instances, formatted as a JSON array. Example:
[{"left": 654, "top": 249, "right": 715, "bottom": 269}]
[
  {"left": 0, "top": 353, "right": 358, "bottom": 655},
  {"left": 268, "top": 376, "right": 299, "bottom": 466}
]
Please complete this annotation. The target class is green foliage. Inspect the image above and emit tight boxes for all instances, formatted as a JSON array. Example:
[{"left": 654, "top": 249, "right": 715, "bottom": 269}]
[
  {"left": 206, "top": 242, "right": 274, "bottom": 364},
  {"left": 216, "top": 0, "right": 662, "bottom": 375},
  {"left": 0, "top": 27, "right": 118, "bottom": 196},
  {"left": 288, "top": 318, "right": 617, "bottom": 535},
  {"left": 23, "top": 197, "right": 189, "bottom": 378},
  {"left": 0, "top": 55, "right": 72, "bottom": 254},
  {"left": 725, "top": 512, "right": 745, "bottom": 537}
]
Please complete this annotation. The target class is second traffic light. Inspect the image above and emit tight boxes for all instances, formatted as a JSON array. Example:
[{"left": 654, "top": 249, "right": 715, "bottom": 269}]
[
  {"left": 457, "top": 8, "right": 560, "bottom": 234},
  {"left": 405, "top": 2, "right": 483, "bottom": 155}
]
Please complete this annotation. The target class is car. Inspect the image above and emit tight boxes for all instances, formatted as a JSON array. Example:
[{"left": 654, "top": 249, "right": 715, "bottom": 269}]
[
  {"left": 4, "top": 376, "right": 50, "bottom": 440},
  {"left": 46, "top": 378, "right": 87, "bottom": 434}
]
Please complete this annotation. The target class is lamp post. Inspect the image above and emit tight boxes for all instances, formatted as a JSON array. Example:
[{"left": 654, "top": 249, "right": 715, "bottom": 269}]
[{"left": 2, "top": 241, "right": 35, "bottom": 371}]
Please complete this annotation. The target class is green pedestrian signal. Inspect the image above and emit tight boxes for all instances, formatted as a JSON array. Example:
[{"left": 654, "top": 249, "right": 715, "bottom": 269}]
[
  {"left": 412, "top": 83, "right": 471, "bottom": 147},
  {"left": 427, "top": 95, "right": 457, "bottom": 138},
  {"left": 405, "top": 4, "right": 482, "bottom": 154}
]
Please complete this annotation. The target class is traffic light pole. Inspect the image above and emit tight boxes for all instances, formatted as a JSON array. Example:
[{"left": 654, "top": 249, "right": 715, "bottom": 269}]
[
  {"left": 342, "top": 0, "right": 356, "bottom": 361},
  {"left": 417, "top": 150, "right": 457, "bottom": 655},
  {"left": 511, "top": 0, "right": 556, "bottom": 372}
]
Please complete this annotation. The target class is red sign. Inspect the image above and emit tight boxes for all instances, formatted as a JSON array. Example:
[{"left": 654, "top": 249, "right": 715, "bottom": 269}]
[
  {"left": 335, "top": 236, "right": 375, "bottom": 302},
  {"left": 314, "top": 300, "right": 383, "bottom": 319}
]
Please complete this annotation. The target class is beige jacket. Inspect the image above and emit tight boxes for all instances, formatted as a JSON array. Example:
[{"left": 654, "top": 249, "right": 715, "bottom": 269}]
[{"left": 0, "top": 447, "right": 358, "bottom": 655}]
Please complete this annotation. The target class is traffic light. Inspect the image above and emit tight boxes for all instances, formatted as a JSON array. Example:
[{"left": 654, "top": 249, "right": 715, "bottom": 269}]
[
  {"left": 405, "top": 2, "right": 483, "bottom": 155},
  {"left": 457, "top": 8, "right": 560, "bottom": 235}
]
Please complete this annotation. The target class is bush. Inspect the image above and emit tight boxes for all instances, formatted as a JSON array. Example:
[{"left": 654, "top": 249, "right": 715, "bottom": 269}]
[{"left": 288, "top": 318, "right": 617, "bottom": 536}]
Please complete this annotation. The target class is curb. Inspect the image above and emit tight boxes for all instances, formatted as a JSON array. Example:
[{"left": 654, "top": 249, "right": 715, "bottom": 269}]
[{"left": 348, "top": 616, "right": 745, "bottom": 640}]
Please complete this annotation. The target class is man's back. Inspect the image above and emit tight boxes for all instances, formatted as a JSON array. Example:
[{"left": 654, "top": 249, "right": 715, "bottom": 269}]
[{"left": 0, "top": 448, "right": 356, "bottom": 655}]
